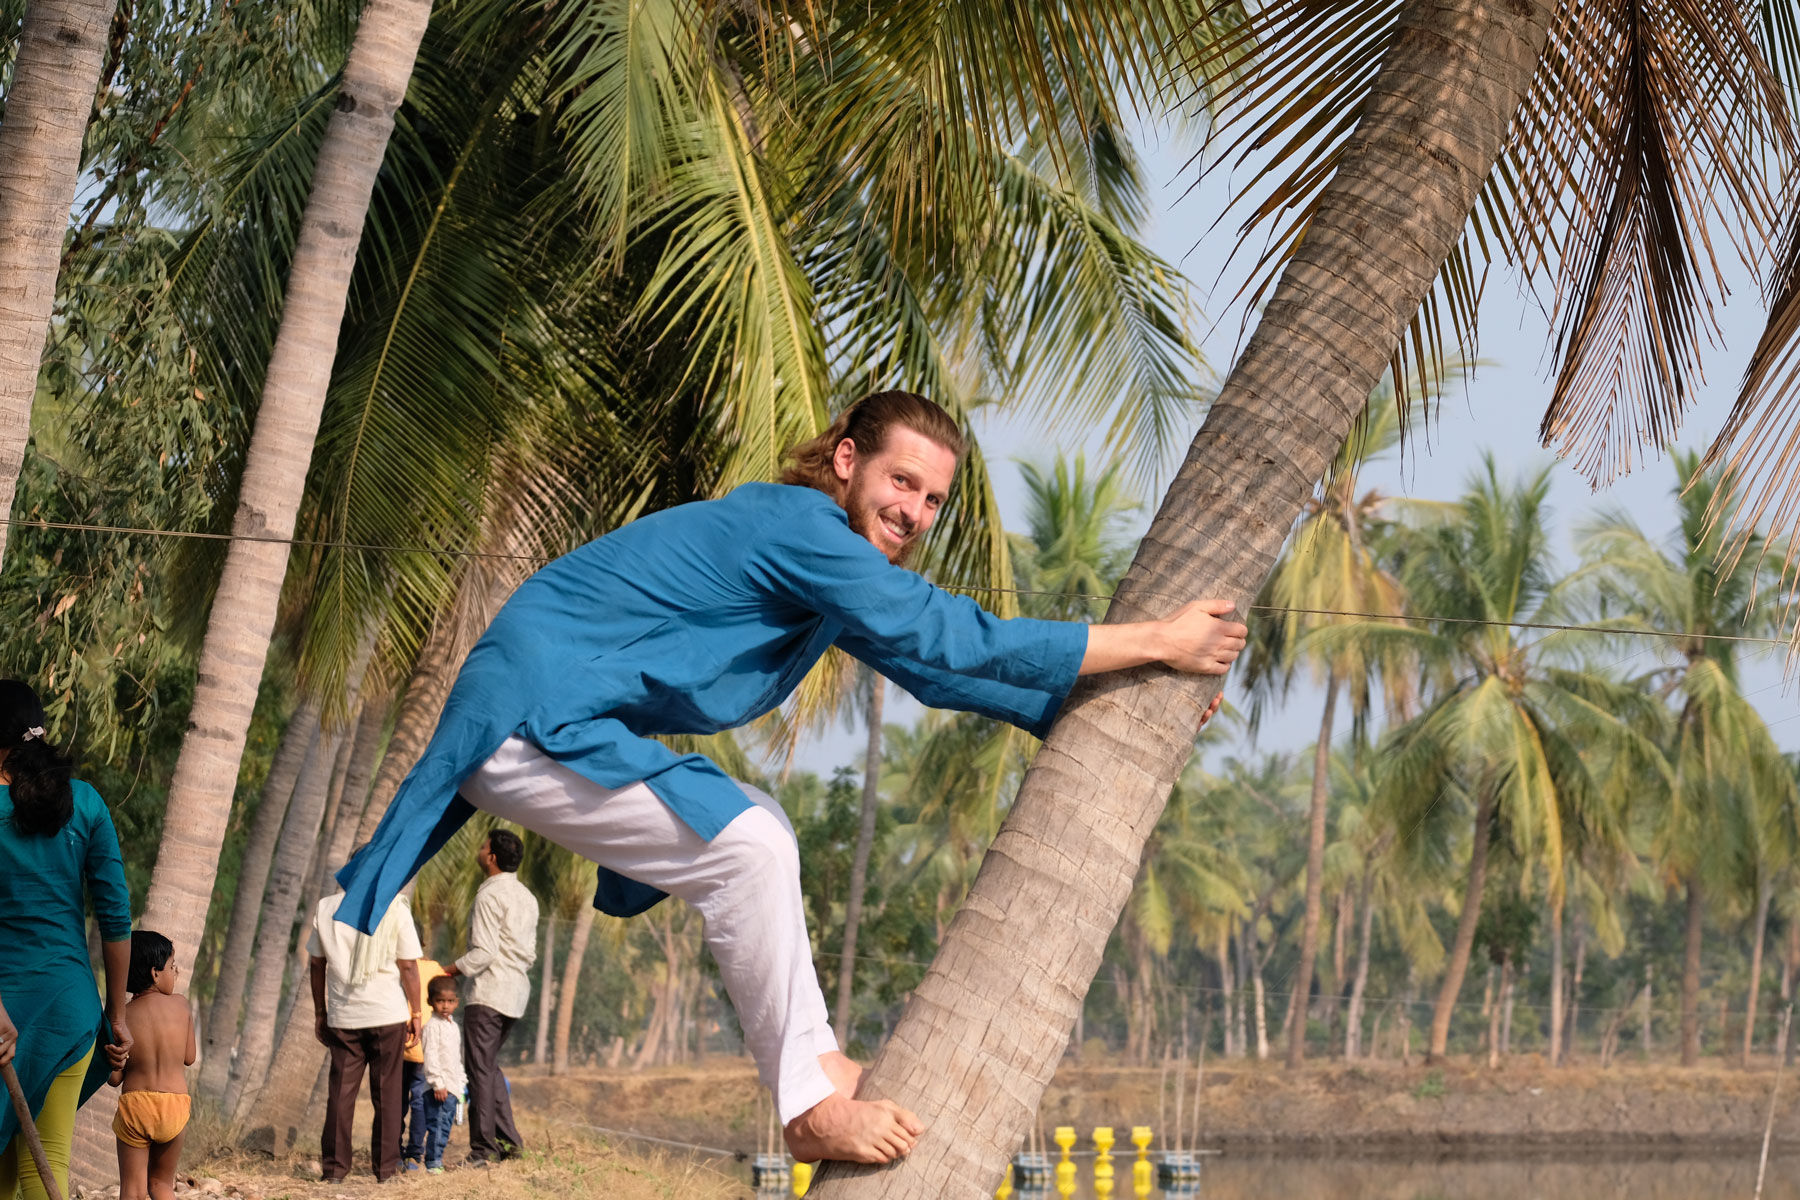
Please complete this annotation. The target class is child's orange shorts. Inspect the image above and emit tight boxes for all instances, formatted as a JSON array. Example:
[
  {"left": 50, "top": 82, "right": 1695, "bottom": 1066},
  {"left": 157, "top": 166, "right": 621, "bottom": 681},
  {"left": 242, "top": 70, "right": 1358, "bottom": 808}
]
[{"left": 113, "top": 1091, "right": 191, "bottom": 1148}]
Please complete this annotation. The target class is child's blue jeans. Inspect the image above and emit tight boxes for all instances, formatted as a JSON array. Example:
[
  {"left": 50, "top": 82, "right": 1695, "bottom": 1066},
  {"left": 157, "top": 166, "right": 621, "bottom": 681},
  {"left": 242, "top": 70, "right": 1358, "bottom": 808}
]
[{"left": 422, "top": 1091, "right": 458, "bottom": 1167}]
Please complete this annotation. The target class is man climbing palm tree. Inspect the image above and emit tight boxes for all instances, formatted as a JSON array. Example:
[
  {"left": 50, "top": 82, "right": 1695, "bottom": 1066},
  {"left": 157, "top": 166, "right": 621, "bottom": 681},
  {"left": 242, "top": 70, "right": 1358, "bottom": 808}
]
[{"left": 336, "top": 391, "right": 1245, "bottom": 1164}]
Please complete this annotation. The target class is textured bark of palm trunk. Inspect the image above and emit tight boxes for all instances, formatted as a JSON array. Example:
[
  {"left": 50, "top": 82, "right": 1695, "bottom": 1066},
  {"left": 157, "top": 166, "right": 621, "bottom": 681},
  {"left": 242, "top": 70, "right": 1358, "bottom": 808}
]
[
  {"left": 836, "top": 675, "right": 885, "bottom": 1047},
  {"left": 1345, "top": 867, "right": 1375, "bottom": 1059},
  {"left": 811, "top": 2, "right": 1556, "bottom": 1191},
  {"left": 1232, "top": 929, "right": 1248, "bottom": 1058},
  {"left": 535, "top": 911, "right": 558, "bottom": 1064},
  {"left": 1781, "top": 923, "right": 1798, "bottom": 1064},
  {"left": 1287, "top": 672, "right": 1338, "bottom": 1066},
  {"left": 1501, "top": 960, "right": 1518, "bottom": 1056},
  {"left": 1215, "top": 928, "right": 1236, "bottom": 1059},
  {"left": 0, "top": 0, "right": 115, "bottom": 571},
  {"left": 1328, "top": 888, "right": 1350, "bottom": 1051},
  {"left": 300, "top": 709, "right": 362, "bottom": 915},
  {"left": 319, "top": 695, "right": 389, "bottom": 883},
  {"left": 199, "top": 701, "right": 319, "bottom": 1102},
  {"left": 1744, "top": 876, "right": 1771, "bottom": 1066},
  {"left": 226, "top": 723, "right": 344, "bottom": 1122},
  {"left": 1430, "top": 788, "right": 1496, "bottom": 1061},
  {"left": 554, "top": 911, "right": 595, "bottom": 1074},
  {"left": 1683, "top": 879, "right": 1704, "bottom": 1066},
  {"left": 1486, "top": 956, "right": 1507, "bottom": 1069},
  {"left": 1252, "top": 938, "right": 1271, "bottom": 1061},
  {"left": 244, "top": 669, "right": 388, "bottom": 1144},
  {"left": 137, "top": 0, "right": 436, "bottom": 989},
  {"left": 1566, "top": 920, "right": 1585, "bottom": 1062},
  {"left": 1549, "top": 897, "right": 1564, "bottom": 1066}
]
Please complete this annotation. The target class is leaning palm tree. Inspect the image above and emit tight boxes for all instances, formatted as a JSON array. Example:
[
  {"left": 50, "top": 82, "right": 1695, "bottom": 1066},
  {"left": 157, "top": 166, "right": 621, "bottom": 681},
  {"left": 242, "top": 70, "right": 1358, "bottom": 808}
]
[
  {"left": 815, "top": 0, "right": 1800, "bottom": 1189},
  {"left": 1573, "top": 451, "right": 1798, "bottom": 1065},
  {"left": 136, "top": 0, "right": 436, "bottom": 971},
  {"left": 0, "top": 0, "right": 118, "bottom": 569}
]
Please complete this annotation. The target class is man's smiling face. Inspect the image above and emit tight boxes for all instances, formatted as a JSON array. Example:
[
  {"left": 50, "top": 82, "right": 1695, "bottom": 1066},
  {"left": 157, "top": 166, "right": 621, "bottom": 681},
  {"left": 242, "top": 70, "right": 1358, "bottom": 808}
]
[{"left": 832, "top": 426, "right": 958, "bottom": 566}]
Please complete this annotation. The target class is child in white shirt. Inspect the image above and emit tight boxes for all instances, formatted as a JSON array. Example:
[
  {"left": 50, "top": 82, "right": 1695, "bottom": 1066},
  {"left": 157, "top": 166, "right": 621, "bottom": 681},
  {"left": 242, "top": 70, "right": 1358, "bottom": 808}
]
[{"left": 420, "top": 975, "right": 467, "bottom": 1171}]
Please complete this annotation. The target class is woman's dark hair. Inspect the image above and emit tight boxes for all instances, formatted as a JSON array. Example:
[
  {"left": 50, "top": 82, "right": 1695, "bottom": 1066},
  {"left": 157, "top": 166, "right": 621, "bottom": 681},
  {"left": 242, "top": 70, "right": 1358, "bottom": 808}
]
[
  {"left": 128, "top": 930, "right": 175, "bottom": 993},
  {"left": 0, "top": 680, "right": 73, "bottom": 836},
  {"left": 427, "top": 974, "right": 459, "bottom": 1003},
  {"left": 487, "top": 828, "right": 525, "bottom": 873}
]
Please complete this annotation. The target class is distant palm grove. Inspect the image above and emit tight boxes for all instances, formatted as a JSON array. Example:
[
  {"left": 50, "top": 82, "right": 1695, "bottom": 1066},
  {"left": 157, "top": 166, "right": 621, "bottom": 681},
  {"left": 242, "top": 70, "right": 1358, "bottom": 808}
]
[{"left": 13, "top": 0, "right": 1800, "bottom": 1191}]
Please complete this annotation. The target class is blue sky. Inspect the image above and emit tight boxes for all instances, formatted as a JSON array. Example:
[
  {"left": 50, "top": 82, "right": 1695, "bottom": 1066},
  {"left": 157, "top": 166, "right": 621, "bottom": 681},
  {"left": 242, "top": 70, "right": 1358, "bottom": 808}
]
[{"left": 787, "top": 126, "right": 1800, "bottom": 780}]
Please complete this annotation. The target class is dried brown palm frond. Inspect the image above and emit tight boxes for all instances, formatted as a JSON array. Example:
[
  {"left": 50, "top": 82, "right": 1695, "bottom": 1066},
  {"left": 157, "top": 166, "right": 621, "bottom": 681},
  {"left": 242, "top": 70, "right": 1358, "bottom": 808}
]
[
  {"left": 1696, "top": 202, "right": 1800, "bottom": 582},
  {"left": 1183, "top": 0, "right": 1792, "bottom": 483},
  {"left": 1535, "top": 0, "right": 1789, "bottom": 484}
]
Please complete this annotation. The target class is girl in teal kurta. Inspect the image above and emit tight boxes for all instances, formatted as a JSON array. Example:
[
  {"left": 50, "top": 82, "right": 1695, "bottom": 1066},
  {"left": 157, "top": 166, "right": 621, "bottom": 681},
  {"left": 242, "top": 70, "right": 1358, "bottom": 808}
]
[{"left": 0, "top": 681, "right": 132, "bottom": 1200}]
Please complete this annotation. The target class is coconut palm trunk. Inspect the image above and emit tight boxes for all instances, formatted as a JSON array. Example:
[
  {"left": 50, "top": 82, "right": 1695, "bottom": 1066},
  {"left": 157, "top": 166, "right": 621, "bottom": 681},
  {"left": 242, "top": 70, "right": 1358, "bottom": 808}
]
[
  {"left": 1548, "top": 895, "right": 1564, "bottom": 1066},
  {"left": 1682, "top": 878, "right": 1704, "bottom": 1066},
  {"left": 534, "top": 911, "right": 557, "bottom": 1064},
  {"left": 1285, "top": 672, "right": 1338, "bottom": 1066},
  {"left": 1345, "top": 866, "right": 1375, "bottom": 1058},
  {"left": 135, "top": 0, "right": 437, "bottom": 978},
  {"left": 224, "top": 723, "right": 345, "bottom": 1120},
  {"left": 234, "top": 694, "right": 388, "bottom": 1149},
  {"left": 810, "top": 1, "right": 1556, "bottom": 1189},
  {"left": 1566, "top": 919, "right": 1585, "bottom": 1062},
  {"left": 198, "top": 700, "right": 320, "bottom": 1102},
  {"left": 1744, "top": 874, "right": 1772, "bottom": 1065},
  {"left": 1215, "top": 927, "right": 1236, "bottom": 1058},
  {"left": 553, "top": 910, "right": 595, "bottom": 1074},
  {"left": 0, "top": 0, "right": 116, "bottom": 569},
  {"left": 835, "top": 674, "right": 885, "bottom": 1047},
  {"left": 1430, "top": 789, "right": 1497, "bottom": 1061},
  {"left": 319, "top": 696, "right": 389, "bottom": 880}
]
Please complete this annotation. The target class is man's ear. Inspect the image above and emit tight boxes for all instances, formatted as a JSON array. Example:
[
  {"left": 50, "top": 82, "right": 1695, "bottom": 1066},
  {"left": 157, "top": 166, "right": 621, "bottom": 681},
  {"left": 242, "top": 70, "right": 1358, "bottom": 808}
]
[{"left": 831, "top": 437, "right": 857, "bottom": 484}]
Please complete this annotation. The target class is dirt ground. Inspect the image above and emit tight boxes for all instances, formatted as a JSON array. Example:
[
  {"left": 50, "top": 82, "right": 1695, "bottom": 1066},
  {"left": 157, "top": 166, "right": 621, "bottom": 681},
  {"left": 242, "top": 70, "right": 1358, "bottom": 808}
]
[
  {"left": 68, "top": 1109, "right": 744, "bottom": 1200},
  {"left": 507, "top": 1054, "right": 1800, "bottom": 1158}
]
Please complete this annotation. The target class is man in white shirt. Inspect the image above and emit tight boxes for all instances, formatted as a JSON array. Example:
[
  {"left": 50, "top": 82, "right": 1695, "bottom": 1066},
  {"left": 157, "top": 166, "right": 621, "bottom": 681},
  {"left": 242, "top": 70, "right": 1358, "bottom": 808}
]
[
  {"left": 440, "top": 828, "right": 537, "bottom": 1164},
  {"left": 307, "top": 889, "right": 423, "bottom": 1182}
]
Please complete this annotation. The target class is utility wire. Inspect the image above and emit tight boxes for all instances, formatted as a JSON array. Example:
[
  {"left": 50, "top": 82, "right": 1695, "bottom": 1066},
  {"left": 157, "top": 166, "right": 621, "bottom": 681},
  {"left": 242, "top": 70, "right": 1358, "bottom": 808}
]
[{"left": 7, "top": 516, "right": 1791, "bottom": 647}]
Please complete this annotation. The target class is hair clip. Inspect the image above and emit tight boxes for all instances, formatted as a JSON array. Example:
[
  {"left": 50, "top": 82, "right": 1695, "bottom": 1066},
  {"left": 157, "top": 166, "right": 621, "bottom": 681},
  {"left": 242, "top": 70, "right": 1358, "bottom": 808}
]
[{"left": 21, "top": 726, "right": 44, "bottom": 743}]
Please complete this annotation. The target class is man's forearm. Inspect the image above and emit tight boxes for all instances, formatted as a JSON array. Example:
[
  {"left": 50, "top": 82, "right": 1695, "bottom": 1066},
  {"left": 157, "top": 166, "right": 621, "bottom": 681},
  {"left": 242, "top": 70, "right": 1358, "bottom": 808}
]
[
  {"left": 1078, "top": 621, "right": 1167, "bottom": 675},
  {"left": 1078, "top": 600, "right": 1247, "bottom": 678},
  {"left": 398, "top": 959, "right": 421, "bottom": 1005},
  {"left": 310, "top": 958, "right": 328, "bottom": 1020}
]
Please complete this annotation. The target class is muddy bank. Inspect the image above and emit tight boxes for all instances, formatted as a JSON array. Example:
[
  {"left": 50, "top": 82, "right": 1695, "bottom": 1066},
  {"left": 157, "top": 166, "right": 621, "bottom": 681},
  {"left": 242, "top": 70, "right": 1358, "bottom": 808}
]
[{"left": 508, "top": 1058, "right": 1800, "bottom": 1158}]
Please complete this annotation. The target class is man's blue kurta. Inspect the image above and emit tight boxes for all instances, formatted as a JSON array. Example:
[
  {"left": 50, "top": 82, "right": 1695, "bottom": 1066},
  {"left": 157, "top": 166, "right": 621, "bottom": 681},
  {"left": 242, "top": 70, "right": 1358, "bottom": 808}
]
[{"left": 337, "top": 482, "right": 1088, "bottom": 930}]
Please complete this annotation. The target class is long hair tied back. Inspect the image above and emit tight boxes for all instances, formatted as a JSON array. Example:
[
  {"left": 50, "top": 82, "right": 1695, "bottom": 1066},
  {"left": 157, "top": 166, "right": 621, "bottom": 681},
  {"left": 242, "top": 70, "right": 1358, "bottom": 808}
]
[{"left": 0, "top": 680, "right": 73, "bottom": 836}]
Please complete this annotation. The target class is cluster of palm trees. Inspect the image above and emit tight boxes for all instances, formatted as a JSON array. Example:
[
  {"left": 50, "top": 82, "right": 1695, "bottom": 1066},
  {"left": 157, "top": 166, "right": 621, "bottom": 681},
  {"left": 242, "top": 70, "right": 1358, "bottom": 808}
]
[
  {"left": 14, "top": 0, "right": 1800, "bottom": 1193},
  {"left": 761, "top": 428, "right": 1800, "bottom": 1075}
]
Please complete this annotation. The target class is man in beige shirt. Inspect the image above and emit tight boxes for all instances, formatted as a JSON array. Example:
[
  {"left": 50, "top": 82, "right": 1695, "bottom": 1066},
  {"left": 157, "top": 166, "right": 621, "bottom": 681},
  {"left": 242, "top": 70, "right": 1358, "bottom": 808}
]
[
  {"left": 441, "top": 829, "right": 537, "bottom": 1164},
  {"left": 308, "top": 890, "right": 422, "bottom": 1182}
]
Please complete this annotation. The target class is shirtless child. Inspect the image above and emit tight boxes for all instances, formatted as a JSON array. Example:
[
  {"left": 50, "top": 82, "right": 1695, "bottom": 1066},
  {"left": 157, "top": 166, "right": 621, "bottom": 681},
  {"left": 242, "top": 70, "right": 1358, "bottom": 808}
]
[{"left": 110, "top": 931, "right": 195, "bottom": 1200}]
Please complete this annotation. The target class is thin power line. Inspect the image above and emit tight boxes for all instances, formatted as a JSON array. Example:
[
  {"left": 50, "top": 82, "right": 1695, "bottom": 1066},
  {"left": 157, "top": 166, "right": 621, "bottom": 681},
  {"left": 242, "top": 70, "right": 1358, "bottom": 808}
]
[{"left": 6, "top": 513, "right": 1792, "bottom": 647}]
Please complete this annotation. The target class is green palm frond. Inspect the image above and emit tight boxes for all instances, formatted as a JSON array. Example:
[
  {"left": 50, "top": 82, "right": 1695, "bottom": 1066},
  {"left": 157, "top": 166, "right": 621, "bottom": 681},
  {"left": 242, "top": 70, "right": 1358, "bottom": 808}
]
[
  {"left": 637, "top": 68, "right": 829, "bottom": 489},
  {"left": 540, "top": 0, "right": 706, "bottom": 263}
]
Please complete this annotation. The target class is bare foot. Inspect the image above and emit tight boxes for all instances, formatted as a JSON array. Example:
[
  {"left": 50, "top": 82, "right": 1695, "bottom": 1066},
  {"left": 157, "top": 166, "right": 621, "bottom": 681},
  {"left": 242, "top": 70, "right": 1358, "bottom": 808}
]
[
  {"left": 784, "top": 1092, "right": 924, "bottom": 1164},
  {"left": 819, "top": 1050, "right": 863, "bottom": 1098}
]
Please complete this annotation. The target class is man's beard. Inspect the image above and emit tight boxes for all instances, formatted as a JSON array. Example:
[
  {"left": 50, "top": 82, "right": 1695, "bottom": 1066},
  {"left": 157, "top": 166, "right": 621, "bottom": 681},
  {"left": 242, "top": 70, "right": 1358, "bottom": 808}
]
[{"left": 847, "top": 495, "right": 919, "bottom": 567}]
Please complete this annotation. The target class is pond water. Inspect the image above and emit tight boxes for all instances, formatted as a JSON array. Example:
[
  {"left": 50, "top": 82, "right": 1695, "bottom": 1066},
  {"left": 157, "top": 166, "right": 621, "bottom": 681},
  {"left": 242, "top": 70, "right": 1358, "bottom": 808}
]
[{"left": 745, "top": 1153, "right": 1800, "bottom": 1199}]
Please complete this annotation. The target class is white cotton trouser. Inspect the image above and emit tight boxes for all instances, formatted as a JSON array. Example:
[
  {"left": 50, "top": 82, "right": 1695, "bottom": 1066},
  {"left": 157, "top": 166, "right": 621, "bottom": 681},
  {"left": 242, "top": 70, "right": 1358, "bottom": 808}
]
[{"left": 458, "top": 736, "right": 839, "bottom": 1124}]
